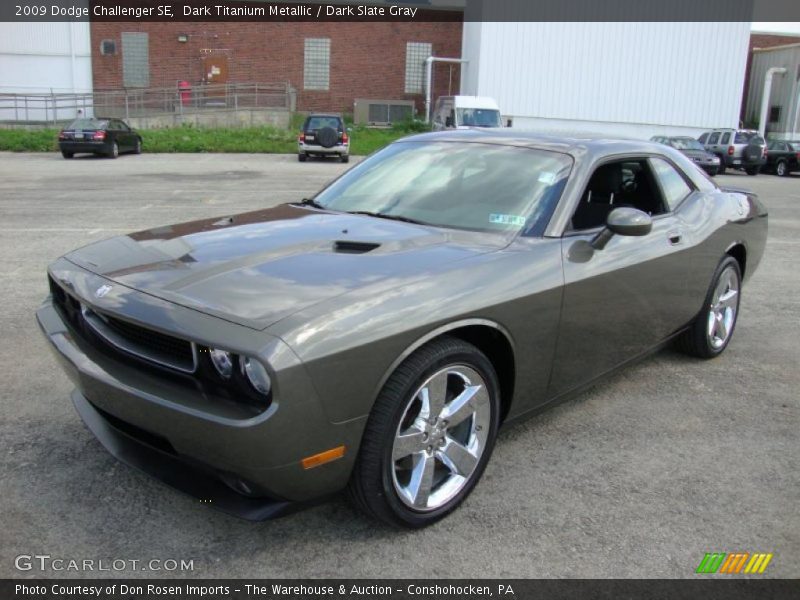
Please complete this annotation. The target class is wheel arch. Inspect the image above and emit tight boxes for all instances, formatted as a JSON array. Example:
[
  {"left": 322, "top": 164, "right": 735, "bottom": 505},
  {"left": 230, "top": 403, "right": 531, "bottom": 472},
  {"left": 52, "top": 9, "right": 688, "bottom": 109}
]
[
  {"left": 725, "top": 241, "right": 747, "bottom": 279},
  {"left": 375, "top": 319, "right": 517, "bottom": 424}
]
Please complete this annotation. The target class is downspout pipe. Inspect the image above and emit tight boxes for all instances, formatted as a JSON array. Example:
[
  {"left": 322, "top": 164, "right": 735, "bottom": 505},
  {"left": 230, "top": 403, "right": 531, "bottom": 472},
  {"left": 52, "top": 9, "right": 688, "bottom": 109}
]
[
  {"left": 425, "top": 56, "right": 468, "bottom": 123},
  {"left": 758, "top": 67, "right": 787, "bottom": 138}
]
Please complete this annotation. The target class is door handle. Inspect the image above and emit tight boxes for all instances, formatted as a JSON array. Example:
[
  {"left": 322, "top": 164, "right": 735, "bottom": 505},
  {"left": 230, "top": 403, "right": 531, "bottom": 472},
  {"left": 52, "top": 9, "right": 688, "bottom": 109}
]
[{"left": 668, "top": 231, "right": 683, "bottom": 245}]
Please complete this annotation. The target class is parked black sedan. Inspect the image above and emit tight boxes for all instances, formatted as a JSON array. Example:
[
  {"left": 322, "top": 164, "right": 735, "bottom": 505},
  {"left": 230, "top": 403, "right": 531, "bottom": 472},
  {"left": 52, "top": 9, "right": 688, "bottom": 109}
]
[
  {"left": 58, "top": 118, "right": 142, "bottom": 159},
  {"left": 765, "top": 140, "right": 800, "bottom": 177},
  {"left": 651, "top": 136, "right": 720, "bottom": 175}
]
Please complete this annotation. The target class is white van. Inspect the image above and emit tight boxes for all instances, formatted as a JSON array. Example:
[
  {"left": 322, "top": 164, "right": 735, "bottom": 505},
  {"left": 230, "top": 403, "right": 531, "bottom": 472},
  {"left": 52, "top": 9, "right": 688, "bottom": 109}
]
[{"left": 432, "top": 96, "right": 503, "bottom": 130}]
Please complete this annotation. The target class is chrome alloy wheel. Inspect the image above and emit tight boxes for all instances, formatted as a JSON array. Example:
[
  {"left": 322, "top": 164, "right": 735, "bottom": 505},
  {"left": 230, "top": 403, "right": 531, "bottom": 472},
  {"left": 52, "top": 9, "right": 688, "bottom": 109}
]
[
  {"left": 707, "top": 265, "right": 739, "bottom": 349},
  {"left": 391, "top": 365, "right": 491, "bottom": 512}
]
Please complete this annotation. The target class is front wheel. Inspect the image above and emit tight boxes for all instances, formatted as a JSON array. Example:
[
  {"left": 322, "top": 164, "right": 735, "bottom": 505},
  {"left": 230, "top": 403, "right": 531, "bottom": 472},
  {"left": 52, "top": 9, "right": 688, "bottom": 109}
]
[
  {"left": 134, "top": 138, "right": 142, "bottom": 155},
  {"left": 676, "top": 256, "right": 741, "bottom": 359},
  {"left": 348, "top": 337, "right": 500, "bottom": 528}
]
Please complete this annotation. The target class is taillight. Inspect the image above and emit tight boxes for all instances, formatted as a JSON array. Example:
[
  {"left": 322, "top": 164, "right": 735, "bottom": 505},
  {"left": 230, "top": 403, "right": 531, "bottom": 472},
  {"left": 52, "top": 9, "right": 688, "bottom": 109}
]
[
  {"left": 92, "top": 131, "right": 106, "bottom": 141},
  {"left": 796, "top": 152, "right": 800, "bottom": 161},
  {"left": 727, "top": 146, "right": 734, "bottom": 156},
  {"left": 298, "top": 132, "right": 305, "bottom": 143},
  {"left": 342, "top": 131, "right": 348, "bottom": 144}
]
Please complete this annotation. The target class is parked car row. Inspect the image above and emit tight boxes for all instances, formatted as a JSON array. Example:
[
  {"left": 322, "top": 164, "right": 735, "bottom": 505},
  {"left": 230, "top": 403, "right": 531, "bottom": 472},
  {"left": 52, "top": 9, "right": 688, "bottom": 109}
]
[{"left": 653, "top": 128, "right": 798, "bottom": 178}]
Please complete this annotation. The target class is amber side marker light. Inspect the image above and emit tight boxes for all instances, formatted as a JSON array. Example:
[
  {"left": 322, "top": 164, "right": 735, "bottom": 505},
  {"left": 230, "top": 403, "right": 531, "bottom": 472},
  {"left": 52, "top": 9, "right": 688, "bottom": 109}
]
[{"left": 302, "top": 446, "right": 346, "bottom": 470}]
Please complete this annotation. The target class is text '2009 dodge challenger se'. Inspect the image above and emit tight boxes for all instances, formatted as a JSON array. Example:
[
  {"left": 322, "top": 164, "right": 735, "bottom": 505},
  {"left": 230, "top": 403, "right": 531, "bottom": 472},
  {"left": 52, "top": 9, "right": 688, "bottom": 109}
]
[{"left": 37, "top": 131, "right": 767, "bottom": 528}]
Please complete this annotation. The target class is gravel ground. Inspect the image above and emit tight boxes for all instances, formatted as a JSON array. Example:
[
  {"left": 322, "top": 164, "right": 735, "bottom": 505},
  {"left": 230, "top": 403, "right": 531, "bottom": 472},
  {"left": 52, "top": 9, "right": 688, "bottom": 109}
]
[{"left": 0, "top": 152, "right": 797, "bottom": 578}]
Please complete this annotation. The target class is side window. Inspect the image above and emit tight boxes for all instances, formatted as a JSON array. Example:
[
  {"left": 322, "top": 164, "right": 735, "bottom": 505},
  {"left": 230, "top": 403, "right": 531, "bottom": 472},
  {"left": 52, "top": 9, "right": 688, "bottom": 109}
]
[
  {"left": 698, "top": 132, "right": 709, "bottom": 144},
  {"left": 650, "top": 157, "right": 692, "bottom": 211},
  {"left": 570, "top": 159, "right": 667, "bottom": 231},
  {"left": 708, "top": 132, "right": 720, "bottom": 144},
  {"left": 720, "top": 132, "right": 731, "bottom": 144}
]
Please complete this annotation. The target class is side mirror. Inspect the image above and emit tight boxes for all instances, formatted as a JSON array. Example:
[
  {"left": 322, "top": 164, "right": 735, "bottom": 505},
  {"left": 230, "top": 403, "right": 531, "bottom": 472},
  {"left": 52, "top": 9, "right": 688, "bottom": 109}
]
[
  {"left": 591, "top": 207, "right": 652, "bottom": 250},
  {"left": 445, "top": 116, "right": 454, "bottom": 128}
]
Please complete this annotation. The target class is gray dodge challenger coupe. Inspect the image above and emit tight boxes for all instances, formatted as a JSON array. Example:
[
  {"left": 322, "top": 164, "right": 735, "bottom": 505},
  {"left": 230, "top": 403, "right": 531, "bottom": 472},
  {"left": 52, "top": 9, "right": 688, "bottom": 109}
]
[{"left": 37, "top": 130, "right": 767, "bottom": 528}]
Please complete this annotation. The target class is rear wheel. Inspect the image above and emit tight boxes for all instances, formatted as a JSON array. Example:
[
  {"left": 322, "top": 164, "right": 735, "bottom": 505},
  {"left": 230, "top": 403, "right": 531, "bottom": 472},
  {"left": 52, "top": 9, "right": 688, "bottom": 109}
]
[
  {"left": 745, "top": 165, "right": 760, "bottom": 176},
  {"left": 776, "top": 160, "right": 788, "bottom": 177},
  {"left": 676, "top": 256, "right": 741, "bottom": 359},
  {"left": 61, "top": 151, "right": 74, "bottom": 159},
  {"left": 348, "top": 337, "right": 500, "bottom": 528},
  {"left": 298, "top": 152, "right": 307, "bottom": 162},
  {"left": 717, "top": 157, "right": 726, "bottom": 175},
  {"left": 341, "top": 154, "right": 349, "bottom": 163},
  {"left": 108, "top": 142, "right": 119, "bottom": 159}
]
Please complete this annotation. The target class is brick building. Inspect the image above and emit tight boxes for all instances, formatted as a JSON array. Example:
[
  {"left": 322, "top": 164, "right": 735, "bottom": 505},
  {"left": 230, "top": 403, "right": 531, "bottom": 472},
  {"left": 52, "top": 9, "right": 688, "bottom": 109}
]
[{"left": 89, "top": 18, "right": 463, "bottom": 116}]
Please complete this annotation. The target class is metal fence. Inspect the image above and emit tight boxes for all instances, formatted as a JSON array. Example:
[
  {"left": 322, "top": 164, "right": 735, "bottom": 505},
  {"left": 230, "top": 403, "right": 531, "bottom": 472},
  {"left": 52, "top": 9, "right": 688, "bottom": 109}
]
[{"left": 0, "top": 83, "right": 293, "bottom": 124}]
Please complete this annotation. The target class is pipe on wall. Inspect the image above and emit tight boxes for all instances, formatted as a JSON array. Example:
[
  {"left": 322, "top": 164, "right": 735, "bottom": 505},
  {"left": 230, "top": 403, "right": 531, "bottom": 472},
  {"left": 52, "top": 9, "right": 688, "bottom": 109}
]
[
  {"left": 425, "top": 56, "right": 468, "bottom": 123},
  {"left": 758, "top": 67, "right": 787, "bottom": 137}
]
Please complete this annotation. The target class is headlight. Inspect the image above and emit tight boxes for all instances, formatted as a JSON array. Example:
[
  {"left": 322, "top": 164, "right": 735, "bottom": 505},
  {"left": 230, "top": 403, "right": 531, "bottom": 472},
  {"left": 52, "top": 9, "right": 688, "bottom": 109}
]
[
  {"left": 209, "top": 348, "right": 234, "bottom": 379},
  {"left": 241, "top": 357, "right": 271, "bottom": 396}
]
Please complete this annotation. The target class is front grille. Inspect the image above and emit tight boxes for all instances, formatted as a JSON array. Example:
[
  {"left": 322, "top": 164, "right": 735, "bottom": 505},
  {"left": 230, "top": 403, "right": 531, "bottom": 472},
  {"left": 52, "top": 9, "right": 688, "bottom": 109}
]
[{"left": 49, "top": 275, "right": 197, "bottom": 373}]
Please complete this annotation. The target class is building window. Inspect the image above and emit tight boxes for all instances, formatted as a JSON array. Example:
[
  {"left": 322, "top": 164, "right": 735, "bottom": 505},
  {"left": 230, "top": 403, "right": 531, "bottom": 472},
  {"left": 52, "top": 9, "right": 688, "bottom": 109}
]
[
  {"left": 769, "top": 105, "right": 782, "bottom": 123},
  {"left": 121, "top": 32, "right": 149, "bottom": 88},
  {"left": 304, "top": 38, "right": 330, "bottom": 91},
  {"left": 405, "top": 42, "right": 432, "bottom": 94}
]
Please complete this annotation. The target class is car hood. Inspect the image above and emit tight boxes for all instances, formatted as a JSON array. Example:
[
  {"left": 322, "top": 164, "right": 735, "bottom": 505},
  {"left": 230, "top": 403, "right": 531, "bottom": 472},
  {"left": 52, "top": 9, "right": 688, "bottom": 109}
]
[{"left": 65, "top": 204, "right": 505, "bottom": 330}]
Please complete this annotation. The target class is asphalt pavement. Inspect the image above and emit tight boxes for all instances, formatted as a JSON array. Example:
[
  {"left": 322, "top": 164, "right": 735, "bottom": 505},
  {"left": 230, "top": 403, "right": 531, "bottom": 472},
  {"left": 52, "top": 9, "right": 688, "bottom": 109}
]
[{"left": 0, "top": 152, "right": 797, "bottom": 578}]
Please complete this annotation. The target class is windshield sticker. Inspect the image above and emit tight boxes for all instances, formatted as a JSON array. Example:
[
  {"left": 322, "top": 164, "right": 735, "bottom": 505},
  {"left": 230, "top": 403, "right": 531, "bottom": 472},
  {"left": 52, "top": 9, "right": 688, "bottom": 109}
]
[
  {"left": 489, "top": 214, "right": 526, "bottom": 227},
  {"left": 538, "top": 171, "right": 557, "bottom": 185}
]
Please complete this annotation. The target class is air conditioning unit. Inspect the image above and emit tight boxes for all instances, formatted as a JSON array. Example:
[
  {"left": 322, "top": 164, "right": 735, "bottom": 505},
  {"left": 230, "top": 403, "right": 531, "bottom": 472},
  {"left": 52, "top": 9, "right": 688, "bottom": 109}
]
[
  {"left": 353, "top": 99, "right": 415, "bottom": 126},
  {"left": 100, "top": 40, "right": 117, "bottom": 55}
]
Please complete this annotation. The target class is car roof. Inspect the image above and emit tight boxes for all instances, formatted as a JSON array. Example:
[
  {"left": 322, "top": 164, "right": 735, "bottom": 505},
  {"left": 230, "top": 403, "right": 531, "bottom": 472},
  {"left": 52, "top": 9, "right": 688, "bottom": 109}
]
[
  {"left": 306, "top": 113, "right": 342, "bottom": 119},
  {"left": 397, "top": 129, "right": 674, "bottom": 158}
]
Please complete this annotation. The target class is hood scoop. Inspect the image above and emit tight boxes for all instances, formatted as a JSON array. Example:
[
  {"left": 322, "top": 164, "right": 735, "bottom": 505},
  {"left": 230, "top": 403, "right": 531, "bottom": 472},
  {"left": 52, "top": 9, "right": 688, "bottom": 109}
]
[{"left": 333, "top": 240, "right": 381, "bottom": 254}]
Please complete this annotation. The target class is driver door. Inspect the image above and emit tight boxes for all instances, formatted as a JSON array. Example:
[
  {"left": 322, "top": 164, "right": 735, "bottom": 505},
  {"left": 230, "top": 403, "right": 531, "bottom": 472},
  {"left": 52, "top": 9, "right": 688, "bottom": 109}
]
[{"left": 548, "top": 156, "right": 697, "bottom": 398}]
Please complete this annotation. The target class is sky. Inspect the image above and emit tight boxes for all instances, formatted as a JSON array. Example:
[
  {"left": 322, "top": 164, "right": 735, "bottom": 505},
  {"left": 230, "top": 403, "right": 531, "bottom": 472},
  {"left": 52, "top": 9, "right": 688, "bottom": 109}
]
[{"left": 751, "top": 22, "right": 800, "bottom": 35}]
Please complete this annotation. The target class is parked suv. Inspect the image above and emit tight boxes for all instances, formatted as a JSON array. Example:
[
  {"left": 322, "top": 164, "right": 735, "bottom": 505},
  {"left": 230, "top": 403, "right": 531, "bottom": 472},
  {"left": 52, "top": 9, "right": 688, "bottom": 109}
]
[
  {"left": 699, "top": 129, "right": 766, "bottom": 175},
  {"left": 298, "top": 114, "right": 350, "bottom": 163}
]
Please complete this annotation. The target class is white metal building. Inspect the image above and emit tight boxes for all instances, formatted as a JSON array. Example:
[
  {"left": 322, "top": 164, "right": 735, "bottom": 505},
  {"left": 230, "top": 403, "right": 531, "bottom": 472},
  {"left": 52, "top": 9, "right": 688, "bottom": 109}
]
[
  {"left": 460, "top": 22, "right": 752, "bottom": 138},
  {"left": 0, "top": 22, "right": 93, "bottom": 121},
  {"left": 744, "top": 43, "right": 800, "bottom": 139}
]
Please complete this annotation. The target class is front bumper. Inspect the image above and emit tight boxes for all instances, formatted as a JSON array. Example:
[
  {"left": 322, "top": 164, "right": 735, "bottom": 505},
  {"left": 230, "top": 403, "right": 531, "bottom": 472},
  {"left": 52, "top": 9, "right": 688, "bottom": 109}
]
[{"left": 37, "top": 262, "right": 367, "bottom": 519}]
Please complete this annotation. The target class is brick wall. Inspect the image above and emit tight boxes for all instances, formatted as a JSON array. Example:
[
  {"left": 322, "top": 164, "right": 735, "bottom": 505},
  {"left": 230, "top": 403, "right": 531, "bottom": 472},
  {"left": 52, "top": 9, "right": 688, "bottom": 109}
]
[{"left": 90, "top": 18, "right": 463, "bottom": 116}]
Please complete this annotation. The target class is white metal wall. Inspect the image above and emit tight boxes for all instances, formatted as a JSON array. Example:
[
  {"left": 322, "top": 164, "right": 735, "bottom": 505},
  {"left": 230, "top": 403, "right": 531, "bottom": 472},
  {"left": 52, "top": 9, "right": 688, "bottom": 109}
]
[
  {"left": 745, "top": 45, "right": 800, "bottom": 138},
  {"left": 0, "top": 22, "right": 93, "bottom": 120},
  {"left": 461, "top": 22, "right": 751, "bottom": 138}
]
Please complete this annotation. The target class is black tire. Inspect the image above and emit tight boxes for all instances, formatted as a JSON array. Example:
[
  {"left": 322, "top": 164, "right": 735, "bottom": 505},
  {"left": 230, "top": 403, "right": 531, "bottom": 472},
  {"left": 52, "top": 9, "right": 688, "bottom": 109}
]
[
  {"left": 317, "top": 127, "right": 338, "bottom": 148},
  {"left": 348, "top": 337, "right": 500, "bottom": 528},
  {"left": 745, "top": 165, "right": 760, "bottom": 176},
  {"left": 134, "top": 138, "right": 142, "bottom": 155},
  {"left": 717, "top": 157, "right": 726, "bottom": 175},
  {"left": 108, "top": 141, "right": 119, "bottom": 159},
  {"left": 298, "top": 152, "right": 307, "bottom": 162},
  {"left": 776, "top": 160, "right": 788, "bottom": 177},
  {"left": 341, "top": 154, "right": 349, "bottom": 163},
  {"left": 676, "top": 256, "right": 742, "bottom": 359},
  {"left": 61, "top": 151, "right": 74, "bottom": 159}
]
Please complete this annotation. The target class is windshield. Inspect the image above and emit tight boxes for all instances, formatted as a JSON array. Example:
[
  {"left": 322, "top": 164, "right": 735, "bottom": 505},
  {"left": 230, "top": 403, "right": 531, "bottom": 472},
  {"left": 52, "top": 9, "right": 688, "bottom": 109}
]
[
  {"left": 66, "top": 118, "right": 106, "bottom": 130},
  {"left": 456, "top": 108, "right": 502, "bottom": 128},
  {"left": 670, "top": 138, "right": 705, "bottom": 151},
  {"left": 312, "top": 141, "right": 573, "bottom": 235},
  {"left": 734, "top": 131, "right": 765, "bottom": 144},
  {"left": 306, "top": 116, "right": 341, "bottom": 130}
]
